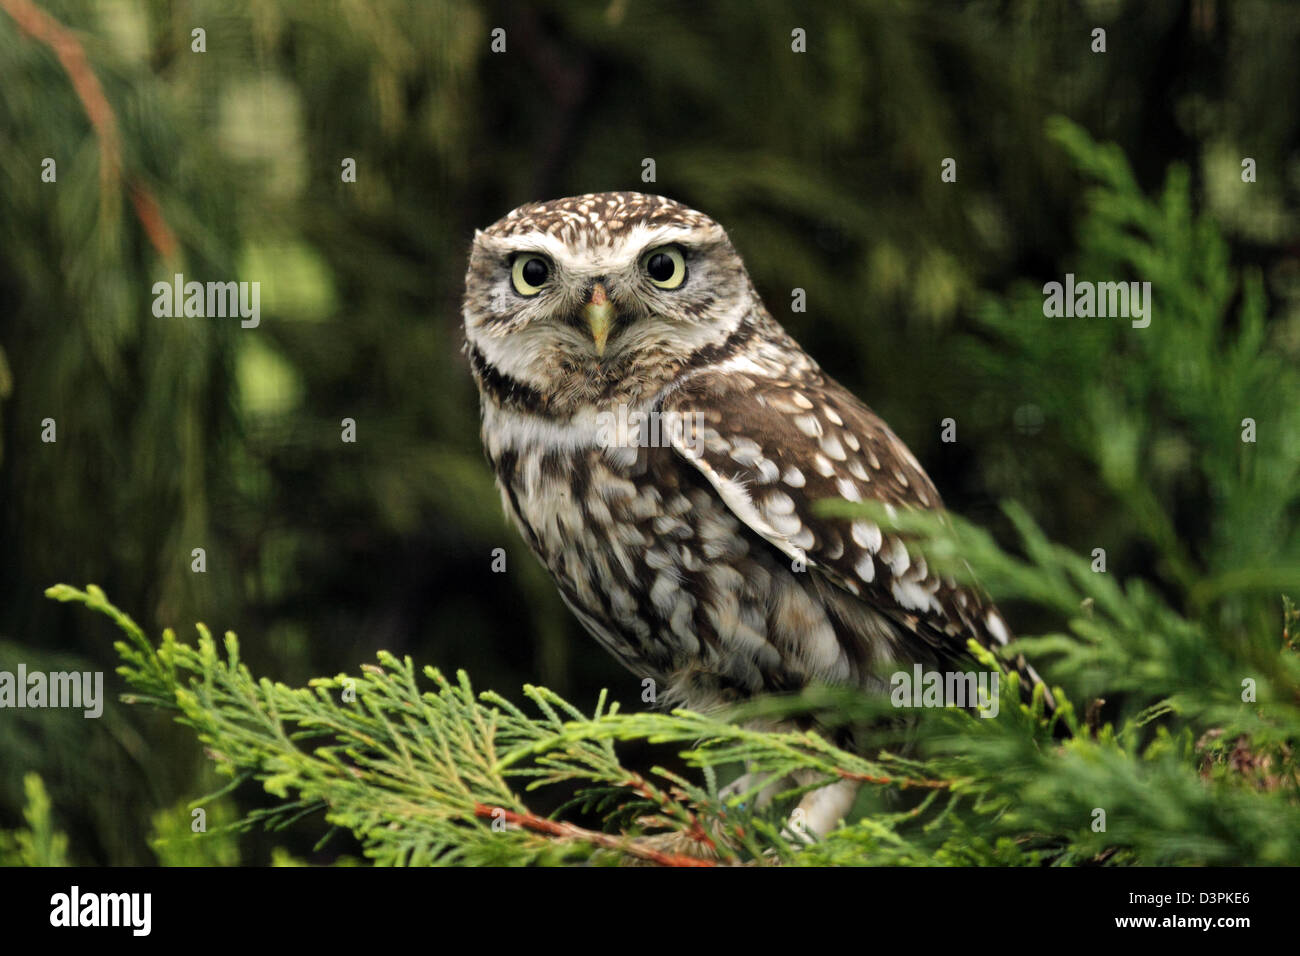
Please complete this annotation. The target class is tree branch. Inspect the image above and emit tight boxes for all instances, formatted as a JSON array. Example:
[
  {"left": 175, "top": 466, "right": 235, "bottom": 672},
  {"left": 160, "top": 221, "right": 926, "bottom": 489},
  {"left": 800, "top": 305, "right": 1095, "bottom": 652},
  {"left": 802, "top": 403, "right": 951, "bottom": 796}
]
[{"left": 1, "top": 0, "right": 178, "bottom": 258}]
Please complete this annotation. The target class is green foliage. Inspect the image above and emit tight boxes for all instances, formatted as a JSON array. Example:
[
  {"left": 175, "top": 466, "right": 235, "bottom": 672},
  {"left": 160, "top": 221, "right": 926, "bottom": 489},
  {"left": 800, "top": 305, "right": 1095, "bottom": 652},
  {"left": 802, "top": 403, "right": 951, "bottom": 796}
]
[
  {"left": 0, "top": 774, "right": 70, "bottom": 867},
  {"left": 962, "top": 119, "right": 1300, "bottom": 723},
  {"left": 148, "top": 797, "right": 242, "bottom": 867},
  {"left": 41, "top": 545, "right": 1300, "bottom": 865},
  {"left": 972, "top": 120, "right": 1300, "bottom": 614}
]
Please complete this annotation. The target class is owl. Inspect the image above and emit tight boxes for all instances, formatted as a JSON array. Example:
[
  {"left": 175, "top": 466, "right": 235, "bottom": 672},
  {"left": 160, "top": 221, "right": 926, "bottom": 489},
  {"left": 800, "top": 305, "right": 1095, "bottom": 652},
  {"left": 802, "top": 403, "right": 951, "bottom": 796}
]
[{"left": 463, "top": 192, "right": 1045, "bottom": 839}]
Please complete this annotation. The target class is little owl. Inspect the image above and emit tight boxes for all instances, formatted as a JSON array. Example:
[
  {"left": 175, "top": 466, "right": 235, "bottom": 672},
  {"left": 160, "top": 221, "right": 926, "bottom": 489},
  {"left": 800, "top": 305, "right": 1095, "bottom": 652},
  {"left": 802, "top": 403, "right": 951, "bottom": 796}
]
[{"left": 463, "top": 191, "right": 1044, "bottom": 839}]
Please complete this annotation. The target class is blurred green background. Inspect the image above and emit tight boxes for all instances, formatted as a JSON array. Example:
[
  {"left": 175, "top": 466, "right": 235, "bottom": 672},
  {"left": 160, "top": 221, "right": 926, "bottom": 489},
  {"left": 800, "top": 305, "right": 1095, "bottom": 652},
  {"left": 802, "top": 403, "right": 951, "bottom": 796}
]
[{"left": 2, "top": 0, "right": 1298, "bottom": 864}]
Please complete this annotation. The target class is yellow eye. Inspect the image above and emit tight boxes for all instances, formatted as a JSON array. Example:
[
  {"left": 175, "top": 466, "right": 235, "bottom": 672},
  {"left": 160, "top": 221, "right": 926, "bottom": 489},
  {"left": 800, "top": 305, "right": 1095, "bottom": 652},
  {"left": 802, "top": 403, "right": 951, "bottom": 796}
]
[
  {"left": 641, "top": 245, "right": 687, "bottom": 289},
  {"left": 511, "top": 255, "right": 550, "bottom": 296}
]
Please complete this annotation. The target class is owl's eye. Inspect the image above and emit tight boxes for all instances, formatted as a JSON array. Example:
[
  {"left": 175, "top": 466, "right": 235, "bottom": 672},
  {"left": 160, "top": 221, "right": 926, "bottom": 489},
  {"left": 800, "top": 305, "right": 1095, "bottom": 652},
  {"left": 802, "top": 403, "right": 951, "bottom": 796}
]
[
  {"left": 511, "top": 255, "right": 551, "bottom": 296},
  {"left": 641, "top": 245, "right": 687, "bottom": 289}
]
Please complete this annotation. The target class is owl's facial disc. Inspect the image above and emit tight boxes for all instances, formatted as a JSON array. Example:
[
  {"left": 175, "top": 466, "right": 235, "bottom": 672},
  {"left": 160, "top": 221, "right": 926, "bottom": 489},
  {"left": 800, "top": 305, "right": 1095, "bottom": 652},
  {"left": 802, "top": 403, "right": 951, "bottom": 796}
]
[{"left": 465, "top": 193, "right": 755, "bottom": 413}]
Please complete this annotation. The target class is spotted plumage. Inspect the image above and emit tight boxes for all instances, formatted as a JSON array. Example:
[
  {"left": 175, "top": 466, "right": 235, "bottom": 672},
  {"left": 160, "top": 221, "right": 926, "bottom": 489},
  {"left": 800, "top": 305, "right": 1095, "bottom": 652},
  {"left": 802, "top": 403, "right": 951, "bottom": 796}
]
[{"left": 463, "top": 192, "right": 1043, "bottom": 837}]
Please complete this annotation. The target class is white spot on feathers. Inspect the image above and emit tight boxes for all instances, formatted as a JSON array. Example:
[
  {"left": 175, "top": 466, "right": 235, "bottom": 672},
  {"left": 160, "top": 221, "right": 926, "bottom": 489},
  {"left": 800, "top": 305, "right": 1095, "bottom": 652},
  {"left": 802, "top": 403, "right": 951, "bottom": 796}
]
[
  {"left": 819, "top": 434, "right": 848, "bottom": 461},
  {"left": 790, "top": 527, "right": 815, "bottom": 550},
  {"left": 851, "top": 520, "right": 882, "bottom": 552},
  {"left": 765, "top": 490, "right": 796, "bottom": 515},
  {"left": 794, "top": 414, "right": 823, "bottom": 438},
  {"left": 768, "top": 511, "right": 803, "bottom": 537},
  {"left": 891, "top": 578, "right": 934, "bottom": 612},
  {"left": 885, "top": 537, "right": 910, "bottom": 575},
  {"left": 729, "top": 436, "right": 763, "bottom": 467}
]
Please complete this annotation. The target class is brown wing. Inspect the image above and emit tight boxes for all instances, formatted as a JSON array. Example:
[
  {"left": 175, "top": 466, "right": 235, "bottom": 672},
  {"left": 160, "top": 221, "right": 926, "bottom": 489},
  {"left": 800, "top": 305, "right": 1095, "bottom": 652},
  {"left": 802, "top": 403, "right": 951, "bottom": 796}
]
[{"left": 658, "top": 366, "right": 1020, "bottom": 676}]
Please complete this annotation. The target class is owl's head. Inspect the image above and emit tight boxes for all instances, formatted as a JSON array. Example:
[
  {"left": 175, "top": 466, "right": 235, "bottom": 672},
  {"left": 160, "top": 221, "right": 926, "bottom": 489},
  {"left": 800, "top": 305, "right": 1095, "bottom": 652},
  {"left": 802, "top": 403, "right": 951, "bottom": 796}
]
[{"left": 463, "top": 192, "right": 760, "bottom": 414}]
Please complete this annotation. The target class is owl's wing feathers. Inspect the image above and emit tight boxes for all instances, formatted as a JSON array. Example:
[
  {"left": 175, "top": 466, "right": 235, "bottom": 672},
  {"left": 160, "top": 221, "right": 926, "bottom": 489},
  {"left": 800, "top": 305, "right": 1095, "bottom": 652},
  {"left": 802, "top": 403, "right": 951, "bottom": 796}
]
[{"left": 658, "top": 367, "right": 1029, "bottom": 684}]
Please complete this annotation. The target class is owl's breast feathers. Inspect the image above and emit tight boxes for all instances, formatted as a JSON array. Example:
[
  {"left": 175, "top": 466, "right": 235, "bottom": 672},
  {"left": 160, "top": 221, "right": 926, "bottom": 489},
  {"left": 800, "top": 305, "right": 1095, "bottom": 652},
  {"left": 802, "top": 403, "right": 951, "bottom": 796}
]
[{"left": 482, "top": 362, "right": 1048, "bottom": 711}]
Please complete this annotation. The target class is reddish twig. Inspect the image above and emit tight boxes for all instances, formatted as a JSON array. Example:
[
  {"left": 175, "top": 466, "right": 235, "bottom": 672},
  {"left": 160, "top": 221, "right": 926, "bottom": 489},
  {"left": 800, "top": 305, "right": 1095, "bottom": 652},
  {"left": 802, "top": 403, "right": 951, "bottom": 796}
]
[
  {"left": 2, "top": 0, "right": 178, "bottom": 258},
  {"left": 127, "top": 181, "right": 178, "bottom": 261},
  {"left": 836, "top": 768, "right": 951, "bottom": 790},
  {"left": 473, "top": 803, "right": 716, "bottom": 867},
  {"left": 619, "top": 773, "right": 719, "bottom": 852}
]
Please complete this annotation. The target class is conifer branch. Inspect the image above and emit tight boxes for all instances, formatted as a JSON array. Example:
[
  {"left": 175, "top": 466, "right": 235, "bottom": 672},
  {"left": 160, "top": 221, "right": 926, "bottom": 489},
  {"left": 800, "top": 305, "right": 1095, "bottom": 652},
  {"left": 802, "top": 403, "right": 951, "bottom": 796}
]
[{"left": 1, "top": 0, "right": 177, "bottom": 257}]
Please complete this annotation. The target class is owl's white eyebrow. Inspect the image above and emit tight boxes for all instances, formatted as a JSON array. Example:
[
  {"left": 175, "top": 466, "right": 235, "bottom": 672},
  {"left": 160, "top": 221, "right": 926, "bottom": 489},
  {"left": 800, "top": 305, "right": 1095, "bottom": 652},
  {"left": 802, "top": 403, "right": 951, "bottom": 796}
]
[
  {"left": 492, "top": 225, "right": 698, "bottom": 274},
  {"left": 502, "top": 248, "right": 551, "bottom": 263}
]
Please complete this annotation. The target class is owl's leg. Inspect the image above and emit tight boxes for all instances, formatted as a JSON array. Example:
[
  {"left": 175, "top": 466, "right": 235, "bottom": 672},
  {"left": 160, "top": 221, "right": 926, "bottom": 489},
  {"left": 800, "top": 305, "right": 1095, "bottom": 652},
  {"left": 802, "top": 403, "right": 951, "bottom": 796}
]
[
  {"left": 726, "top": 770, "right": 859, "bottom": 842},
  {"left": 787, "top": 778, "right": 860, "bottom": 842}
]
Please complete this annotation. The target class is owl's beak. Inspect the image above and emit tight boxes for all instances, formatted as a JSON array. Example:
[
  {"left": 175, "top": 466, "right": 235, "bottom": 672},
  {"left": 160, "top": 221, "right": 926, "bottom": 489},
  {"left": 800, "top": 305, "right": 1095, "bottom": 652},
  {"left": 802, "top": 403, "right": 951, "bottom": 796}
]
[{"left": 582, "top": 282, "right": 615, "bottom": 357}]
